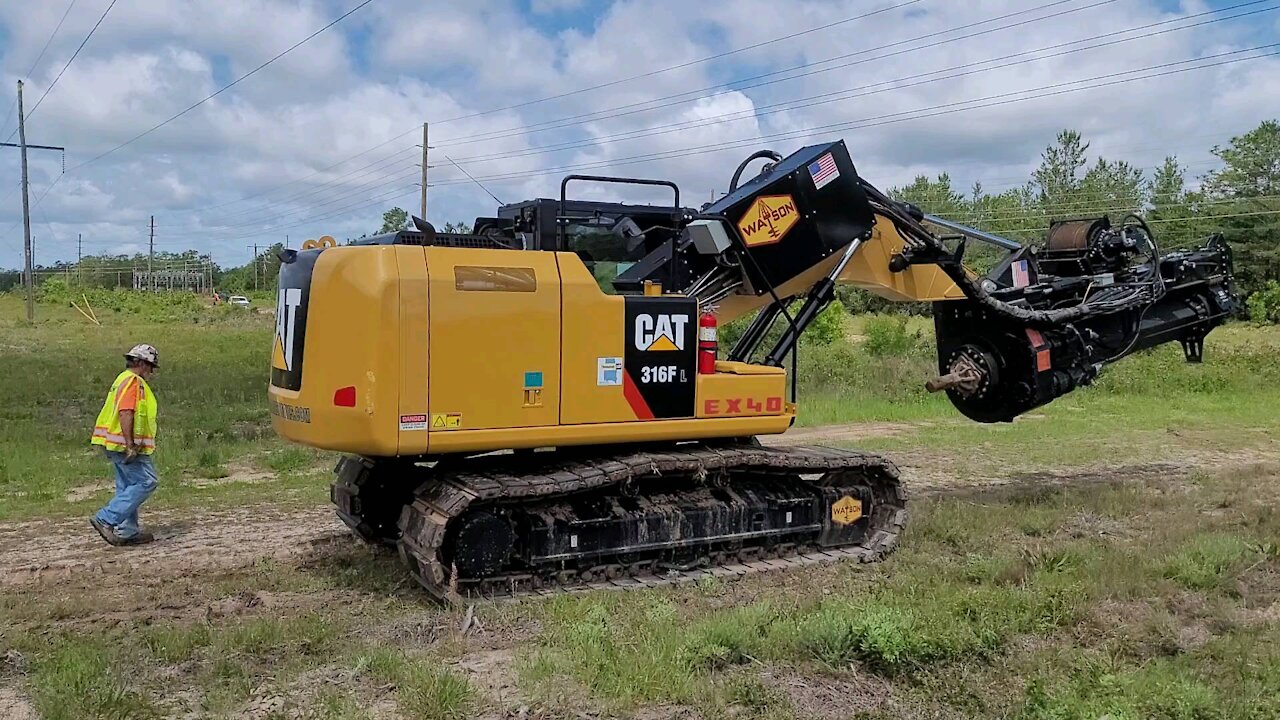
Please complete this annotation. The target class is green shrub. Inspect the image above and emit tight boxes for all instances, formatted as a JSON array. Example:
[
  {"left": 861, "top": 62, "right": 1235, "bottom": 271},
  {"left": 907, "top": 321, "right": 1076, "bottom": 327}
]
[
  {"left": 1247, "top": 281, "right": 1280, "bottom": 324},
  {"left": 719, "top": 297, "right": 845, "bottom": 350},
  {"left": 863, "top": 314, "right": 924, "bottom": 356}
]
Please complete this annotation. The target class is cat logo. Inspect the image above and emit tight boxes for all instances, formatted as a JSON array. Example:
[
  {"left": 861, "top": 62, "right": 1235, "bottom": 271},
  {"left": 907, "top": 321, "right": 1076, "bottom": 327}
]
[
  {"left": 634, "top": 313, "right": 688, "bottom": 352},
  {"left": 273, "top": 288, "right": 303, "bottom": 371},
  {"left": 737, "top": 194, "right": 799, "bottom": 247}
]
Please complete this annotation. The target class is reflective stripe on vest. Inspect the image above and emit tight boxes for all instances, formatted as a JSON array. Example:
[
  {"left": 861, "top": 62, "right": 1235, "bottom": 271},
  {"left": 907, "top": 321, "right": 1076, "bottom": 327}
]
[{"left": 90, "top": 370, "right": 159, "bottom": 454}]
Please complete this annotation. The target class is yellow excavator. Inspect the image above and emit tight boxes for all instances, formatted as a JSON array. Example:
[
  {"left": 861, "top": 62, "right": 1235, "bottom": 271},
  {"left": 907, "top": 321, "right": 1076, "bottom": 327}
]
[{"left": 269, "top": 141, "right": 1236, "bottom": 600}]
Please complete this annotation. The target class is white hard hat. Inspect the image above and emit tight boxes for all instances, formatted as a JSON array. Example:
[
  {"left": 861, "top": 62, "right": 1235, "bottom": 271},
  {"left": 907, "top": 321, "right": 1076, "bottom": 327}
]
[{"left": 125, "top": 344, "right": 159, "bottom": 368}]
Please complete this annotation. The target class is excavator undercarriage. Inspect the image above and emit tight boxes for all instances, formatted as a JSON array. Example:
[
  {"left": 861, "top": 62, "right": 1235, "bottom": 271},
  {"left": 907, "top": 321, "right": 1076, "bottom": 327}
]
[
  {"left": 335, "top": 443, "right": 904, "bottom": 601},
  {"left": 275, "top": 139, "right": 1236, "bottom": 601}
]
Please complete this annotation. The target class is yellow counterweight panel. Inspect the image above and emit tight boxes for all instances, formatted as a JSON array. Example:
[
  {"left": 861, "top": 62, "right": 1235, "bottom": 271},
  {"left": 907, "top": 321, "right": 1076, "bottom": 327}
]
[
  {"left": 695, "top": 366, "right": 789, "bottom": 420},
  {"left": 269, "top": 246, "right": 402, "bottom": 456},
  {"left": 395, "top": 246, "right": 430, "bottom": 455},
  {"left": 557, "top": 253, "right": 640, "bottom": 424},
  {"left": 425, "top": 247, "right": 562, "bottom": 432}
]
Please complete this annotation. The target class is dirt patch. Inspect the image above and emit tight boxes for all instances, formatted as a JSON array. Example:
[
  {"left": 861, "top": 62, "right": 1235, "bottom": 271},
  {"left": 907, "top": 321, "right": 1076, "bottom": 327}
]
[
  {"left": 1059, "top": 510, "right": 1131, "bottom": 540},
  {"left": 765, "top": 421, "right": 924, "bottom": 445},
  {"left": 188, "top": 463, "right": 276, "bottom": 488},
  {"left": 915, "top": 462, "right": 1186, "bottom": 498},
  {"left": 761, "top": 666, "right": 893, "bottom": 719},
  {"left": 0, "top": 506, "right": 345, "bottom": 589},
  {"left": 64, "top": 482, "right": 110, "bottom": 503},
  {"left": 0, "top": 687, "right": 37, "bottom": 720},
  {"left": 456, "top": 649, "right": 522, "bottom": 707},
  {"left": 64, "top": 463, "right": 282, "bottom": 501}
]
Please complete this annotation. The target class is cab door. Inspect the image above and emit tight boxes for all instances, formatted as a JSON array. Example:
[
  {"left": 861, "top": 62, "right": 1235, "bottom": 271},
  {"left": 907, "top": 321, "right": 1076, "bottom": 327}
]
[{"left": 425, "top": 247, "right": 561, "bottom": 431}]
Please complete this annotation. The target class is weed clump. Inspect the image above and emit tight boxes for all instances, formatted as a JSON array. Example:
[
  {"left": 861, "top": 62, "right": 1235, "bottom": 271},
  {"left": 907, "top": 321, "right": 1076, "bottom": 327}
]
[{"left": 1160, "top": 533, "right": 1254, "bottom": 590}]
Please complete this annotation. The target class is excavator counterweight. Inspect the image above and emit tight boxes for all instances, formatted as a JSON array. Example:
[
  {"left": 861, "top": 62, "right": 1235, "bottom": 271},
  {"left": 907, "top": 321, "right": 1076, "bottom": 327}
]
[{"left": 270, "top": 141, "right": 1236, "bottom": 600}]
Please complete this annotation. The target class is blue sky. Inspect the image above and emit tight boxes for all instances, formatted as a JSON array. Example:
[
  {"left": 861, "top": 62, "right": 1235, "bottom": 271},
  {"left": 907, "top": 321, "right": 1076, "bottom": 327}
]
[{"left": 1, "top": 0, "right": 1278, "bottom": 269}]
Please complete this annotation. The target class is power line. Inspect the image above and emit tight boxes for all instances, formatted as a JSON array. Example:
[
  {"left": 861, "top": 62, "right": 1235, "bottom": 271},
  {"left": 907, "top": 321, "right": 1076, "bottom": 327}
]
[
  {"left": 66, "top": 0, "right": 377, "bottom": 172},
  {"left": 441, "top": 153, "right": 503, "bottom": 206},
  {"left": 171, "top": 145, "right": 420, "bottom": 228},
  {"left": 430, "top": 0, "right": 1117, "bottom": 148},
  {"left": 174, "top": 185, "right": 419, "bottom": 245},
  {"left": 166, "top": 0, "right": 1080, "bottom": 222},
  {"left": 9, "top": 0, "right": 118, "bottom": 139},
  {"left": 25, "top": 0, "right": 80, "bottom": 80},
  {"left": 2, "top": 0, "right": 378, "bottom": 235},
  {"left": 176, "top": 0, "right": 1136, "bottom": 231},
  {"left": 413, "top": 44, "right": 1280, "bottom": 192},
  {"left": 430, "top": 0, "right": 925, "bottom": 126},
  {"left": 186, "top": 129, "right": 420, "bottom": 217},
  {"left": 439, "top": 3, "right": 1278, "bottom": 167}
]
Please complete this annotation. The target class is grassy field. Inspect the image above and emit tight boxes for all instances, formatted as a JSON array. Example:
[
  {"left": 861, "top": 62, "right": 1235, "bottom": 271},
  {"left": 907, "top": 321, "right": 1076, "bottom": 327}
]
[
  {"left": 1, "top": 291, "right": 1278, "bottom": 719},
  {"left": 0, "top": 293, "right": 329, "bottom": 522}
]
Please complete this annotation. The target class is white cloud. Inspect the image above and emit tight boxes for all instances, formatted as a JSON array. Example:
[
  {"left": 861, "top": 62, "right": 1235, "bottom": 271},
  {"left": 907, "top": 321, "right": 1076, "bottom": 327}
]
[
  {"left": 0, "top": 0, "right": 1277, "bottom": 268},
  {"left": 530, "top": 0, "right": 586, "bottom": 14}
]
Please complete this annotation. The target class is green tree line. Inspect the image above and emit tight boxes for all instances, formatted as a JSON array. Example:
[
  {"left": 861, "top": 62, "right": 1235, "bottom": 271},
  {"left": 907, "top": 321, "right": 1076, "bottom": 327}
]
[{"left": 890, "top": 121, "right": 1280, "bottom": 299}]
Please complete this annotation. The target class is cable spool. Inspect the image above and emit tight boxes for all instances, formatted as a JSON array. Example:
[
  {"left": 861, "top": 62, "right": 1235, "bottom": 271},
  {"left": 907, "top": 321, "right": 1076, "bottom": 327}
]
[{"left": 301, "top": 236, "right": 337, "bottom": 250}]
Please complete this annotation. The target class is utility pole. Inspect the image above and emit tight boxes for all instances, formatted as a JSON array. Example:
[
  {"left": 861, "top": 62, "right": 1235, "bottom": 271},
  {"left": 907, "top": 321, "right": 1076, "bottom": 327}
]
[
  {"left": 148, "top": 215, "right": 155, "bottom": 292},
  {"left": 18, "top": 80, "right": 32, "bottom": 322},
  {"left": 77, "top": 232, "right": 82, "bottom": 286},
  {"left": 420, "top": 122, "right": 429, "bottom": 220},
  {"left": 249, "top": 244, "right": 259, "bottom": 291},
  {"left": 2, "top": 82, "right": 65, "bottom": 321}
]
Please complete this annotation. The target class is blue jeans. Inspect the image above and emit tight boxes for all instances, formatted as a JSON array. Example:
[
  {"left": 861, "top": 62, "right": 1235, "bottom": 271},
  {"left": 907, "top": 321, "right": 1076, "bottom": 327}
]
[{"left": 95, "top": 450, "right": 158, "bottom": 538}]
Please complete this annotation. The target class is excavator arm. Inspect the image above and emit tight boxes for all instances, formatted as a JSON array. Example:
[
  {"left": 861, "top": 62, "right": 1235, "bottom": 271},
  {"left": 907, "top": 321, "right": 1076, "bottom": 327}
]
[{"left": 616, "top": 140, "right": 1238, "bottom": 423}]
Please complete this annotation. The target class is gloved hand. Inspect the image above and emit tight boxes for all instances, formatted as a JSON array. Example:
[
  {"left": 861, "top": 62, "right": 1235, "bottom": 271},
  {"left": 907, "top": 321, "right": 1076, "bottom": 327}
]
[{"left": 124, "top": 445, "right": 139, "bottom": 464}]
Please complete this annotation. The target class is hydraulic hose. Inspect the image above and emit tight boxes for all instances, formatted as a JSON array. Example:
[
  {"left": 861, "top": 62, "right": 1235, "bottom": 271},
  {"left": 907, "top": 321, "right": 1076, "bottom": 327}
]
[
  {"left": 858, "top": 179, "right": 1154, "bottom": 329},
  {"left": 728, "top": 150, "right": 784, "bottom": 194}
]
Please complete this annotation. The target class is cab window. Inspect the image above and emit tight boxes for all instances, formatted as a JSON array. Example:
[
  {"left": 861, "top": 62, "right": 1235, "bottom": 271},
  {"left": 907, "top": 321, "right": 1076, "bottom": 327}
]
[{"left": 565, "top": 220, "right": 643, "bottom": 294}]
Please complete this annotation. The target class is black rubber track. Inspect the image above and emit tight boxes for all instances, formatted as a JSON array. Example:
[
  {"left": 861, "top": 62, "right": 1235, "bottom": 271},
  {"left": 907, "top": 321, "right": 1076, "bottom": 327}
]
[{"left": 393, "top": 443, "right": 906, "bottom": 603}]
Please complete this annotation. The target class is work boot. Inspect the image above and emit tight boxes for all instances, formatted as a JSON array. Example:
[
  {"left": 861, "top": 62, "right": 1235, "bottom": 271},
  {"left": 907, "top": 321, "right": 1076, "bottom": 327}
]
[
  {"left": 89, "top": 517, "right": 126, "bottom": 547},
  {"left": 117, "top": 531, "right": 155, "bottom": 546}
]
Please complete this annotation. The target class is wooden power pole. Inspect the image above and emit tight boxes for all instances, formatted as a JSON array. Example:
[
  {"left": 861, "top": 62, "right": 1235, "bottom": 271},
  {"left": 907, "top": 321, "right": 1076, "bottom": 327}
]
[
  {"left": 18, "top": 80, "right": 32, "bottom": 322},
  {"left": 248, "top": 244, "right": 259, "bottom": 291},
  {"left": 2, "top": 81, "right": 64, "bottom": 321},
  {"left": 420, "top": 122, "right": 429, "bottom": 220}
]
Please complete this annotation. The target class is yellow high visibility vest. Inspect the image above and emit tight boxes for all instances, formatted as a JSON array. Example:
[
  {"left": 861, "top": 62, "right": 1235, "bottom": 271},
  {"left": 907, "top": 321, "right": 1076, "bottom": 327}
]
[{"left": 90, "top": 370, "right": 158, "bottom": 454}]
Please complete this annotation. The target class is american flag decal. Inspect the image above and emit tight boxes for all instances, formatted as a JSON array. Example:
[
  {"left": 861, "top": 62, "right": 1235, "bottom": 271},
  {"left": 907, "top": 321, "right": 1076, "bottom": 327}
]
[
  {"left": 1012, "top": 259, "right": 1030, "bottom": 289},
  {"left": 808, "top": 152, "right": 840, "bottom": 189}
]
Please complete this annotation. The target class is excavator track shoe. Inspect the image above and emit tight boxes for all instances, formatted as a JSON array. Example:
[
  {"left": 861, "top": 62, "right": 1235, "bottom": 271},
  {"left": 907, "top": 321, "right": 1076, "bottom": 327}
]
[{"left": 331, "top": 456, "right": 414, "bottom": 546}]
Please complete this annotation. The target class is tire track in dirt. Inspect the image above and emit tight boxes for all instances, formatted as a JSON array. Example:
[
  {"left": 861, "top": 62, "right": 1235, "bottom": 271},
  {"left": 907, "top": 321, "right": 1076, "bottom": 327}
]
[{"left": 0, "top": 506, "right": 346, "bottom": 588}]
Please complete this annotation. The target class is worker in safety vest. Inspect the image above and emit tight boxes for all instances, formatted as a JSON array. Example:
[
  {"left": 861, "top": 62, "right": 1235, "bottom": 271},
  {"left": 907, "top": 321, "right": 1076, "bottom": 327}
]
[{"left": 89, "top": 344, "right": 161, "bottom": 546}]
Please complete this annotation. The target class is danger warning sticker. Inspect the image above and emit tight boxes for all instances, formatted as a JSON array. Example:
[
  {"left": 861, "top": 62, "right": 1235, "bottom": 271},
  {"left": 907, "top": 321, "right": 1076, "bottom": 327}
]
[
  {"left": 737, "top": 194, "right": 799, "bottom": 248},
  {"left": 399, "top": 414, "right": 428, "bottom": 431}
]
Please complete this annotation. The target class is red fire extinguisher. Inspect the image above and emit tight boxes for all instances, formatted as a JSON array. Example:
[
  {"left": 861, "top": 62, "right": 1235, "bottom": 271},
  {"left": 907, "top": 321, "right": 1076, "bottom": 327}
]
[{"left": 698, "top": 310, "right": 718, "bottom": 374}]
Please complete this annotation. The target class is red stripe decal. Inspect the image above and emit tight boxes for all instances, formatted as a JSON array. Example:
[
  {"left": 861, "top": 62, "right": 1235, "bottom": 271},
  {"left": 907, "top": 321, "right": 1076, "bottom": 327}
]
[{"left": 622, "top": 371, "right": 654, "bottom": 420}]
